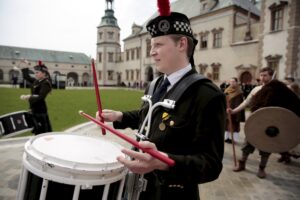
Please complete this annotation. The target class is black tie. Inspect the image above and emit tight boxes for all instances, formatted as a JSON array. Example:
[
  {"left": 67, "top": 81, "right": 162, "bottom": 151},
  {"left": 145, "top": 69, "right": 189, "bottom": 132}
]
[{"left": 152, "top": 78, "right": 170, "bottom": 104}]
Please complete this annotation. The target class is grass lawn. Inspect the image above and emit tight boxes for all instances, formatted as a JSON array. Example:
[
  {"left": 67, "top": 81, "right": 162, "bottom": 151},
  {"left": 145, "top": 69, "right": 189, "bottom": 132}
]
[{"left": 0, "top": 87, "right": 143, "bottom": 137}]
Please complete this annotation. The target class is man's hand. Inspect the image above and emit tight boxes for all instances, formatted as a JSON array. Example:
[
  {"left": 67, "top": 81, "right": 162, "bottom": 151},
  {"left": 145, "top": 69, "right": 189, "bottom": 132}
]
[
  {"left": 96, "top": 109, "right": 123, "bottom": 122},
  {"left": 117, "top": 141, "right": 169, "bottom": 174}
]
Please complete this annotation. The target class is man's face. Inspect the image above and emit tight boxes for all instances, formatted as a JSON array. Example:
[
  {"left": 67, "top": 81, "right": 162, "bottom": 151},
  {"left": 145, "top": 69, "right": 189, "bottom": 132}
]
[
  {"left": 35, "top": 70, "right": 45, "bottom": 80},
  {"left": 259, "top": 71, "right": 272, "bottom": 84},
  {"left": 229, "top": 79, "right": 238, "bottom": 88},
  {"left": 150, "top": 35, "right": 182, "bottom": 74}
]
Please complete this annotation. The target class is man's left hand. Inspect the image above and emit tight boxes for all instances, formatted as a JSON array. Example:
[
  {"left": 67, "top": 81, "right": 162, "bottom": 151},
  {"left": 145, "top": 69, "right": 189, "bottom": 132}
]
[{"left": 117, "top": 141, "right": 169, "bottom": 174}]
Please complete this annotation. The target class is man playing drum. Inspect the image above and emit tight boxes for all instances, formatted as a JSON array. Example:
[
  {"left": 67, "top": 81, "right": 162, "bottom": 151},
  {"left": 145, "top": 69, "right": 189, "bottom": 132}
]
[{"left": 98, "top": 0, "right": 226, "bottom": 199}]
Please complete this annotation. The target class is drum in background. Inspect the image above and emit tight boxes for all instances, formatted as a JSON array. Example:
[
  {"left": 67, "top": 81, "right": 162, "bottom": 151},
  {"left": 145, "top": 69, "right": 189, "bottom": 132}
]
[
  {"left": 17, "top": 133, "right": 127, "bottom": 200},
  {"left": 0, "top": 110, "right": 33, "bottom": 138}
]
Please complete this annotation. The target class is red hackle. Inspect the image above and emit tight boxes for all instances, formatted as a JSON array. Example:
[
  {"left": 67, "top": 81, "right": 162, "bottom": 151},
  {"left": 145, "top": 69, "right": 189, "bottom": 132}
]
[
  {"left": 157, "top": 0, "right": 171, "bottom": 16},
  {"left": 38, "top": 60, "right": 42, "bottom": 65}
]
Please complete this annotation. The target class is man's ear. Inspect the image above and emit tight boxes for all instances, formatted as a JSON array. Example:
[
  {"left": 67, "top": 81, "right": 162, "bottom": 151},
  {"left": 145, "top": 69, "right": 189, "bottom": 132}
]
[{"left": 177, "top": 37, "right": 188, "bottom": 52}]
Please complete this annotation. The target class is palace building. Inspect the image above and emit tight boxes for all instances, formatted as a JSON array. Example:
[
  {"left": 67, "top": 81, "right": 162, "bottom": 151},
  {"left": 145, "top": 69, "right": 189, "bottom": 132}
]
[{"left": 1, "top": 0, "right": 299, "bottom": 87}]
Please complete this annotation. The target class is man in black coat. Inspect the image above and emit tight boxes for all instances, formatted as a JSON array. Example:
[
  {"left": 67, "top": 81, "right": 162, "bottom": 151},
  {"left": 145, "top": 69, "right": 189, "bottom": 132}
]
[
  {"left": 99, "top": 5, "right": 226, "bottom": 200},
  {"left": 19, "top": 61, "right": 52, "bottom": 134}
]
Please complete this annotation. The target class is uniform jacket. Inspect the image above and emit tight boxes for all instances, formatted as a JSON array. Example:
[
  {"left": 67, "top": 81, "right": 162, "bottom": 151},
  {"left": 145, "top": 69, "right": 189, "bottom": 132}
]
[
  {"left": 114, "top": 70, "right": 226, "bottom": 200},
  {"left": 21, "top": 68, "right": 52, "bottom": 113}
]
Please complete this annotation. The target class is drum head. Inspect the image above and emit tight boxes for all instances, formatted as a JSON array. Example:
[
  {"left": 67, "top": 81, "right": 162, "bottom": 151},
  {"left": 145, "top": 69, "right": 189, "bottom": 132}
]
[
  {"left": 245, "top": 107, "right": 300, "bottom": 153},
  {"left": 25, "top": 133, "right": 125, "bottom": 171}
]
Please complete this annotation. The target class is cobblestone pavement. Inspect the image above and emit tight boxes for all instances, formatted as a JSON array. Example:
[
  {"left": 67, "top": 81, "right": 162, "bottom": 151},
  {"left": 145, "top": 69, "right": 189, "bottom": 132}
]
[{"left": 0, "top": 123, "right": 299, "bottom": 200}]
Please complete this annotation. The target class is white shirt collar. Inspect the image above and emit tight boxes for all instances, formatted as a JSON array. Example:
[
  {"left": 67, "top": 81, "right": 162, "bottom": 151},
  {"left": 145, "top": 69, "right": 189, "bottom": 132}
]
[{"left": 165, "top": 64, "right": 192, "bottom": 90}]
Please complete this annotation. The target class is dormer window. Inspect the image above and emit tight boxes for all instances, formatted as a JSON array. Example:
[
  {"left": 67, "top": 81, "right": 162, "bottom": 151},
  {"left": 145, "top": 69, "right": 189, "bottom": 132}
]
[{"left": 69, "top": 55, "right": 73, "bottom": 59}]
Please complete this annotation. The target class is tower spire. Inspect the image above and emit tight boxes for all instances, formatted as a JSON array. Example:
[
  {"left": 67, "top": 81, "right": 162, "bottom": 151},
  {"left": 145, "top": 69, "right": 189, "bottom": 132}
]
[{"left": 106, "top": 0, "right": 113, "bottom": 10}]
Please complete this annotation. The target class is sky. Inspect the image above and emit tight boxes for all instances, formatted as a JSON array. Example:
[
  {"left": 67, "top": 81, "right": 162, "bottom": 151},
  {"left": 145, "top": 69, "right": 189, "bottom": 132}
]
[{"left": 0, "top": 0, "right": 175, "bottom": 58}]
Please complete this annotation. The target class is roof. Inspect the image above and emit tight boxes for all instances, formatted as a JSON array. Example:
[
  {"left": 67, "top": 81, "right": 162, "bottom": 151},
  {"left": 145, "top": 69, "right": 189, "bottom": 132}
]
[
  {"left": 0, "top": 45, "right": 90, "bottom": 65},
  {"left": 123, "top": 0, "right": 260, "bottom": 41}
]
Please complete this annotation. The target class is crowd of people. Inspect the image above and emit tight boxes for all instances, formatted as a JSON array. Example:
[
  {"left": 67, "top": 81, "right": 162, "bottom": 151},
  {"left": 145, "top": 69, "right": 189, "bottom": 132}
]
[{"left": 219, "top": 67, "right": 300, "bottom": 179}]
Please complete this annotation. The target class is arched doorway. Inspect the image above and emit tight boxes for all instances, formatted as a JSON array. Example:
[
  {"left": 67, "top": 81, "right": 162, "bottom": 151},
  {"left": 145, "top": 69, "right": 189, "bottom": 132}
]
[
  {"left": 145, "top": 66, "right": 153, "bottom": 82},
  {"left": 0, "top": 69, "right": 3, "bottom": 81},
  {"left": 82, "top": 73, "right": 90, "bottom": 87},
  {"left": 67, "top": 72, "right": 78, "bottom": 86},
  {"left": 240, "top": 71, "right": 252, "bottom": 84}
]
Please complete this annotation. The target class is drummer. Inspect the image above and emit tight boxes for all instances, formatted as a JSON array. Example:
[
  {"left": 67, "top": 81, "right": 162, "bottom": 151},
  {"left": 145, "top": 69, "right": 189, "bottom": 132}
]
[
  {"left": 228, "top": 67, "right": 274, "bottom": 178},
  {"left": 15, "top": 61, "right": 52, "bottom": 135},
  {"left": 99, "top": 0, "right": 226, "bottom": 199}
]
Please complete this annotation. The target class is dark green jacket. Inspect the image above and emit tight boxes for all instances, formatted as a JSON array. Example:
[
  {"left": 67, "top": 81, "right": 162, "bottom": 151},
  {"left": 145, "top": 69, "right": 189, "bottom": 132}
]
[{"left": 114, "top": 70, "right": 226, "bottom": 200}]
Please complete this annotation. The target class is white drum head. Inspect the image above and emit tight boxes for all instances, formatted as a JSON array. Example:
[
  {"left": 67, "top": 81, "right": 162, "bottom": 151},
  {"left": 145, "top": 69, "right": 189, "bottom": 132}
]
[{"left": 23, "top": 133, "right": 127, "bottom": 185}]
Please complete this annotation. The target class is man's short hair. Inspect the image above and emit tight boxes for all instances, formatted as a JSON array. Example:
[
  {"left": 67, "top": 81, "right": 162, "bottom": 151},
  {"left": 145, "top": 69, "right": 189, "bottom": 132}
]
[
  {"left": 168, "top": 34, "right": 195, "bottom": 59},
  {"left": 259, "top": 67, "right": 274, "bottom": 76}
]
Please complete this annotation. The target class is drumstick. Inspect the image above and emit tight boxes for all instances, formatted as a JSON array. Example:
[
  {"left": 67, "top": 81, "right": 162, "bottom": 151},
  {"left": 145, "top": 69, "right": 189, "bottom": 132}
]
[
  {"left": 79, "top": 111, "right": 175, "bottom": 167},
  {"left": 91, "top": 59, "right": 106, "bottom": 135}
]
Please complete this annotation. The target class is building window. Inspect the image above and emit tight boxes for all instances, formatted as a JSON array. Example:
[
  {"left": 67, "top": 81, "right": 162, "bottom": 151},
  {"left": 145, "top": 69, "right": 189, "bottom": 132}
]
[
  {"left": 55, "top": 64, "right": 59, "bottom": 67},
  {"left": 98, "top": 53, "right": 102, "bottom": 63},
  {"left": 270, "top": 8, "right": 283, "bottom": 31},
  {"left": 12, "top": 61, "right": 15, "bottom": 64},
  {"left": 136, "top": 47, "right": 140, "bottom": 59},
  {"left": 211, "top": 63, "right": 221, "bottom": 81},
  {"left": 108, "top": 32, "right": 114, "bottom": 39},
  {"left": 126, "top": 70, "right": 129, "bottom": 80},
  {"left": 199, "top": 33, "right": 208, "bottom": 49},
  {"left": 269, "top": 2, "right": 287, "bottom": 32},
  {"left": 146, "top": 39, "right": 151, "bottom": 57},
  {"left": 108, "top": 52, "right": 114, "bottom": 62},
  {"left": 131, "top": 70, "right": 134, "bottom": 80},
  {"left": 265, "top": 55, "right": 281, "bottom": 77},
  {"left": 99, "top": 32, "right": 103, "bottom": 40},
  {"left": 136, "top": 69, "right": 140, "bottom": 80},
  {"left": 212, "top": 31, "right": 222, "bottom": 48},
  {"left": 198, "top": 64, "right": 208, "bottom": 74},
  {"left": 84, "top": 66, "right": 87, "bottom": 68},
  {"left": 0, "top": 69, "right": 3, "bottom": 80},
  {"left": 98, "top": 71, "right": 102, "bottom": 80},
  {"left": 108, "top": 70, "right": 114, "bottom": 80},
  {"left": 126, "top": 50, "right": 130, "bottom": 61},
  {"left": 131, "top": 49, "right": 135, "bottom": 60},
  {"left": 71, "top": 65, "right": 74, "bottom": 68}
]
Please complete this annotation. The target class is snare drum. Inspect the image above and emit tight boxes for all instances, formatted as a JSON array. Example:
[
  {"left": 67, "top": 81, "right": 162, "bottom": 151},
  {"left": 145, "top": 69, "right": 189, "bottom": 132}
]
[
  {"left": 17, "top": 133, "right": 127, "bottom": 200},
  {"left": 0, "top": 110, "right": 33, "bottom": 137}
]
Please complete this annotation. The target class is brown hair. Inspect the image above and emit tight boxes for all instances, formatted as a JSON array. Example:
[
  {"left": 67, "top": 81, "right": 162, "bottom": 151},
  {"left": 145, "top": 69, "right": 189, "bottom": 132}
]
[
  {"left": 259, "top": 67, "right": 274, "bottom": 76},
  {"left": 169, "top": 34, "right": 195, "bottom": 59}
]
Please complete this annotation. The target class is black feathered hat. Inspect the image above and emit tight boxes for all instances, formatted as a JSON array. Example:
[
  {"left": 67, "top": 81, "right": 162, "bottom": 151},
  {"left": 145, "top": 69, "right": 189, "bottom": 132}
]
[{"left": 146, "top": 0, "right": 198, "bottom": 67}]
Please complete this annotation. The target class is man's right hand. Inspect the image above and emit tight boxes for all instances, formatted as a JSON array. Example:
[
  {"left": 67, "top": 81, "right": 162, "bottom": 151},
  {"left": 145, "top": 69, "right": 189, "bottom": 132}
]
[
  {"left": 227, "top": 108, "right": 233, "bottom": 114},
  {"left": 96, "top": 109, "right": 123, "bottom": 122}
]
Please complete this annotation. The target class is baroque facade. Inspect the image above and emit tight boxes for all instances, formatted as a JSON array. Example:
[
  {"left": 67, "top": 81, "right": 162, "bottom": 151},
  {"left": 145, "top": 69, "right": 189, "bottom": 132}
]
[
  {"left": 0, "top": 46, "right": 91, "bottom": 86},
  {"left": 96, "top": 0, "right": 299, "bottom": 86}
]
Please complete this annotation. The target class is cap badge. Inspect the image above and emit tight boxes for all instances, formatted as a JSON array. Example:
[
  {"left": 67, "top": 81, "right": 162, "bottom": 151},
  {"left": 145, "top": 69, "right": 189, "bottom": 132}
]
[{"left": 158, "top": 19, "right": 170, "bottom": 33}]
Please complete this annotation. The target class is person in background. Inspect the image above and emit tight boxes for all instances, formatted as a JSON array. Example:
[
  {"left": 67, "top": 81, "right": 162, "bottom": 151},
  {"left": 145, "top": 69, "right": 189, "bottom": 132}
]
[
  {"left": 15, "top": 61, "right": 52, "bottom": 135},
  {"left": 224, "top": 77, "right": 245, "bottom": 143},
  {"left": 228, "top": 67, "right": 274, "bottom": 178}
]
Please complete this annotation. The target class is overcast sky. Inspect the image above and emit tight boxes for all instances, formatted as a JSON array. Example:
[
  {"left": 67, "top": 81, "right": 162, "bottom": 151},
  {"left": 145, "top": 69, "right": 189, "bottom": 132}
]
[{"left": 0, "top": 0, "right": 175, "bottom": 58}]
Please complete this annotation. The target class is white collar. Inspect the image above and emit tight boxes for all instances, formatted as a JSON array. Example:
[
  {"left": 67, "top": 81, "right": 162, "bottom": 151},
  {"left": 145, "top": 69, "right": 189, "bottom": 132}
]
[{"left": 165, "top": 64, "right": 192, "bottom": 89}]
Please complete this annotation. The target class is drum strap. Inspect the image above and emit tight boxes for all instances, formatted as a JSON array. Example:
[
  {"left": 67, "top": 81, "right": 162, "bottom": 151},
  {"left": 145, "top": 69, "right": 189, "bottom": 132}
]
[{"left": 147, "top": 73, "right": 209, "bottom": 102}]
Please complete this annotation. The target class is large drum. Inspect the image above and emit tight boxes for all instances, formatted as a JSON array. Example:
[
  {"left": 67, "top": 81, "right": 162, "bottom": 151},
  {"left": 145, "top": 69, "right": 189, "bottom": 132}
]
[
  {"left": 0, "top": 110, "right": 33, "bottom": 138},
  {"left": 17, "top": 133, "right": 127, "bottom": 200}
]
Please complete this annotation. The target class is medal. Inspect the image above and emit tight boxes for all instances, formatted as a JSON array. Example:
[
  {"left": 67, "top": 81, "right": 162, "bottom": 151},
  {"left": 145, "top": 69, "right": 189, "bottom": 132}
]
[
  {"left": 159, "top": 122, "right": 166, "bottom": 131},
  {"left": 162, "top": 112, "right": 169, "bottom": 121},
  {"left": 169, "top": 120, "right": 175, "bottom": 127}
]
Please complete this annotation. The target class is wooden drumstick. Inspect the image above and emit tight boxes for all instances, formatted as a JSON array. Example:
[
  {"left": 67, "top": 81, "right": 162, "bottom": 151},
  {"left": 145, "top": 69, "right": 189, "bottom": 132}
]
[
  {"left": 91, "top": 59, "right": 106, "bottom": 135},
  {"left": 79, "top": 111, "right": 175, "bottom": 167}
]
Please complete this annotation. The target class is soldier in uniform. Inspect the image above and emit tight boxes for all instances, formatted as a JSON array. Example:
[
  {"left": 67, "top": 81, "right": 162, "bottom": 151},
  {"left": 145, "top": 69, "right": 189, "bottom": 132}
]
[
  {"left": 99, "top": 1, "right": 226, "bottom": 199},
  {"left": 19, "top": 61, "right": 52, "bottom": 135}
]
